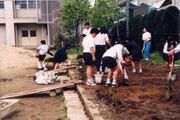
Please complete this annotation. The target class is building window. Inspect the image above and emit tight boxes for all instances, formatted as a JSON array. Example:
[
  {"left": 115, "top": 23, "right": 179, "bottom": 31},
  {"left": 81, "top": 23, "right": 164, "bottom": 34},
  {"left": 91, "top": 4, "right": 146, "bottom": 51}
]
[
  {"left": 30, "top": 30, "right": 36, "bottom": 37},
  {"left": 0, "top": 1, "right": 4, "bottom": 9},
  {"left": 22, "top": 30, "right": 28, "bottom": 37},
  {"left": 28, "top": 0, "right": 36, "bottom": 9},
  {"left": 15, "top": 0, "right": 36, "bottom": 9},
  {"left": 21, "top": 0, "right": 27, "bottom": 8}
]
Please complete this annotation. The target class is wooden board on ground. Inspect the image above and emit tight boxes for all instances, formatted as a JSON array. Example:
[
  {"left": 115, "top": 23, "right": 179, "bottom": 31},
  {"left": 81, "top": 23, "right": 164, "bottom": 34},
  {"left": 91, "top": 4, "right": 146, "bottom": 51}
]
[
  {"left": 0, "top": 83, "right": 75, "bottom": 99},
  {"left": 1, "top": 80, "right": 83, "bottom": 99},
  {"left": 0, "top": 99, "right": 19, "bottom": 119}
]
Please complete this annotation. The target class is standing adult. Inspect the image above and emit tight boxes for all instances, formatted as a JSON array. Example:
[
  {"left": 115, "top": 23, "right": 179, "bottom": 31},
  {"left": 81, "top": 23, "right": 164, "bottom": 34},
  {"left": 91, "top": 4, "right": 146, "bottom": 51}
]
[
  {"left": 82, "top": 22, "right": 91, "bottom": 36},
  {"left": 82, "top": 28, "right": 99, "bottom": 86},
  {"left": 95, "top": 27, "right": 110, "bottom": 73},
  {"left": 142, "top": 27, "right": 152, "bottom": 61}
]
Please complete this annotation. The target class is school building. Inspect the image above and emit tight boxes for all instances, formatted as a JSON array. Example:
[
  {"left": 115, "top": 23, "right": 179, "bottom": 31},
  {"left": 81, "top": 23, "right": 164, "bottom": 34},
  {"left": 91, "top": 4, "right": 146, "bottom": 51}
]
[{"left": 0, "top": 0, "right": 61, "bottom": 48}]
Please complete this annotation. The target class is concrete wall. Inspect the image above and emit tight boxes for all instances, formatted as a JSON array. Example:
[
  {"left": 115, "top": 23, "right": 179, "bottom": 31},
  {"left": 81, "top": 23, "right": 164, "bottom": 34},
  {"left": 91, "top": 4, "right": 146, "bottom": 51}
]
[
  {"left": 0, "top": 24, "right": 6, "bottom": 45},
  {"left": 15, "top": 9, "right": 37, "bottom": 18},
  {"left": 0, "top": 9, "right": 5, "bottom": 18},
  {"left": 16, "top": 24, "right": 47, "bottom": 48}
]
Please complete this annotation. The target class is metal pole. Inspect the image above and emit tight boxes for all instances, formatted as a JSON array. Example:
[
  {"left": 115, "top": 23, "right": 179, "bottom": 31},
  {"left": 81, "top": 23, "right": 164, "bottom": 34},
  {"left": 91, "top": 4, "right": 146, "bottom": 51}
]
[
  {"left": 46, "top": 0, "right": 50, "bottom": 45},
  {"left": 126, "top": 0, "right": 130, "bottom": 38}
]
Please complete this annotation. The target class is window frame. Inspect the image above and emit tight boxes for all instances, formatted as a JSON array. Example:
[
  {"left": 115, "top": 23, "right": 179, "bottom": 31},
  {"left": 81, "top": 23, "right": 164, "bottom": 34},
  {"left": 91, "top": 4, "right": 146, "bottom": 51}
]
[
  {"left": 14, "top": 0, "right": 36, "bottom": 9},
  {"left": 22, "top": 30, "right": 29, "bottom": 37},
  {"left": 30, "top": 30, "right": 37, "bottom": 37},
  {"left": 0, "top": 0, "right": 4, "bottom": 9}
]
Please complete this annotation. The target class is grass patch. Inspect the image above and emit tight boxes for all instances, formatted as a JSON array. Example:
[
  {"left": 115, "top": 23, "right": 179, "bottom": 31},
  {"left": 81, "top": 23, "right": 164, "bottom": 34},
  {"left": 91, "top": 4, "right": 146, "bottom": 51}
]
[
  {"left": 150, "top": 52, "right": 180, "bottom": 65},
  {"left": 66, "top": 47, "right": 82, "bottom": 55},
  {"left": 150, "top": 52, "right": 165, "bottom": 65}
]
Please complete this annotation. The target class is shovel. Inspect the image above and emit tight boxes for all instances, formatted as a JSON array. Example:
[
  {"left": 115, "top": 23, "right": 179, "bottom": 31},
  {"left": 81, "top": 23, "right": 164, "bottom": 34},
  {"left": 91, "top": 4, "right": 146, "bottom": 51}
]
[{"left": 166, "top": 55, "right": 176, "bottom": 100}]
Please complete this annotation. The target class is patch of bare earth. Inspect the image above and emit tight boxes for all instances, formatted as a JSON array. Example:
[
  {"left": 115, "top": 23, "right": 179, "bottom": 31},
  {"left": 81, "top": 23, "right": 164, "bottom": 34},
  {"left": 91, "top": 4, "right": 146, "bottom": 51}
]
[
  {"left": 83, "top": 62, "right": 180, "bottom": 120},
  {"left": 0, "top": 45, "right": 66, "bottom": 120}
]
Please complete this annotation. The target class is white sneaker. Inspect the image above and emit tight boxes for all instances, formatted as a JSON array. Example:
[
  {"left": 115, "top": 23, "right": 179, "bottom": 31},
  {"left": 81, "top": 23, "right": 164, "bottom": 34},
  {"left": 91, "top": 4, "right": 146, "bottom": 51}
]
[
  {"left": 86, "top": 80, "right": 96, "bottom": 86},
  {"left": 105, "top": 80, "right": 111, "bottom": 86},
  {"left": 133, "top": 69, "right": 136, "bottom": 73},
  {"left": 145, "top": 58, "right": 149, "bottom": 61},
  {"left": 111, "top": 81, "right": 117, "bottom": 87}
]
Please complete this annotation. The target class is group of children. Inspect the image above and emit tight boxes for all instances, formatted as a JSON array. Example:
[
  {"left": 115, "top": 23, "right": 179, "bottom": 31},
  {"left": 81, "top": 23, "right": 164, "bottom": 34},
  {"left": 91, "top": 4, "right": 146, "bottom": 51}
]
[
  {"left": 82, "top": 22, "right": 180, "bottom": 87},
  {"left": 34, "top": 40, "right": 68, "bottom": 70},
  {"left": 34, "top": 22, "right": 180, "bottom": 87}
]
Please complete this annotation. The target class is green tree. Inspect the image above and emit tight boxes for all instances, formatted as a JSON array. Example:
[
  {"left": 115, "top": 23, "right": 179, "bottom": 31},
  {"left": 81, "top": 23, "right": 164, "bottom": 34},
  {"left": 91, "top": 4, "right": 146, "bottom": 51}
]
[
  {"left": 90, "top": 0, "right": 121, "bottom": 28},
  {"left": 60, "top": 0, "right": 91, "bottom": 46}
]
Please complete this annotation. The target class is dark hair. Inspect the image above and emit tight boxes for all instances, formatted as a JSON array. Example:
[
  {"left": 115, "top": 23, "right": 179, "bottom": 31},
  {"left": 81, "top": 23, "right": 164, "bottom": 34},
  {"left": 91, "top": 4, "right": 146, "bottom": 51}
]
[
  {"left": 167, "top": 36, "right": 177, "bottom": 49},
  {"left": 100, "top": 27, "right": 107, "bottom": 34},
  {"left": 41, "top": 40, "right": 46, "bottom": 44},
  {"left": 90, "top": 28, "right": 99, "bottom": 34},
  {"left": 85, "top": 22, "right": 90, "bottom": 26}
]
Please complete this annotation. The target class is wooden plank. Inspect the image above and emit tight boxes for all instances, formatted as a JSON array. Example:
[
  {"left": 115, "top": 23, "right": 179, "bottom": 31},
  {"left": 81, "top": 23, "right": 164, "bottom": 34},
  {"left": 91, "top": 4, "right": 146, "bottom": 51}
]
[{"left": 0, "top": 83, "right": 75, "bottom": 99}]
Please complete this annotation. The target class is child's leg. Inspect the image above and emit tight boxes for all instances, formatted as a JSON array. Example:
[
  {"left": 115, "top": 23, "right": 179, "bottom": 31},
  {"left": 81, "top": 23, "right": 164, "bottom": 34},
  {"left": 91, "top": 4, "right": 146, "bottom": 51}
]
[
  {"left": 132, "top": 61, "right": 136, "bottom": 72},
  {"left": 112, "top": 66, "right": 120, "bottom": 85},
  {"left": 53, "top": 63, "right": 59, "bottom": 70},
  {"left": 42, "top": 61, "right": 47, "bottom": 70},
  {"left": 138, "top": 62, "right": 142, "bottom": 73},
  {"left": 39, "top": 60, "right": 43, "bottom": 69},
  {"left": 105, "top": 68, "right": 113, "bottom": 85},
  {"left": 86, "top": 65, "right": 94, "bottom": 80}
]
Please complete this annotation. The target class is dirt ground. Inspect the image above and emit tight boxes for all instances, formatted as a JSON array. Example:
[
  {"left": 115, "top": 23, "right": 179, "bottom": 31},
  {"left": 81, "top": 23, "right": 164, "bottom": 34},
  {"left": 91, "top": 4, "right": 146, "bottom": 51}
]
[
  {"left": 83, "top": 62, "right": 180, "bottom": 120},
  {"left": 0, "top": 45, "right": 66, "bottom": 120}
]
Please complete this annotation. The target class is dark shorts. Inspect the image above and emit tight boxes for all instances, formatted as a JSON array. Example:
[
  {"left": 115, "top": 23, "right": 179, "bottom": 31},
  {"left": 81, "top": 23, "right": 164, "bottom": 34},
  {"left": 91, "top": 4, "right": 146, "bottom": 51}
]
[
  {"left": 39, "top": 55, "right": 46, "bottom": 61},
  {"left": 132, "top": 52, "right": 143, "bottom": 62},
  {"left": 102, "top": 57, "right": 117, "bottom": 69},
  {"left": 83, "top": 53, "right": 95, "bottom": 65}
]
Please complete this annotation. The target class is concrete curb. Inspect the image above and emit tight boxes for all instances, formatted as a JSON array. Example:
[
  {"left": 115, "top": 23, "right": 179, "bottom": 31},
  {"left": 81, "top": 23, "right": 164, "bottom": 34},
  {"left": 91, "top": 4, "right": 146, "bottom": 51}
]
[{"left": 76, "top": 85, "right": 104, "bottom": 120}]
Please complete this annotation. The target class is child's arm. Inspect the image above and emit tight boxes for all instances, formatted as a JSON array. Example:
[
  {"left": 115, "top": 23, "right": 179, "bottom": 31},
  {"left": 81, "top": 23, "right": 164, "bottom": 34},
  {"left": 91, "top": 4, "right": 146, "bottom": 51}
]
[{"left": 47, "top": 48, "right": 53, "bottom": 56}]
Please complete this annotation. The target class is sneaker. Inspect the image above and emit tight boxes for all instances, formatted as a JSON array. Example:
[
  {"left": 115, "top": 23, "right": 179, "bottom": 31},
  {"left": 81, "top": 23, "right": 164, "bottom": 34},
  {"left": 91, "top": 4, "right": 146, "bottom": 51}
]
[
  {"left": 86, "top": 80, "right": 96, "bottom": 86},
  {"left": 132, "top": 69, "right": 136, "bottom": 73},
  {"left": 111, "top": 83, "right": 117, "bottom": 87},
  {"left": 105, "top": 80, "right": 111, "bottom": 86},
  {"left": 145, "top": 58, "right": 149, "bottom": 61},
  {"left": 111, "top": 81, "right": 117, "bottom": 87}
]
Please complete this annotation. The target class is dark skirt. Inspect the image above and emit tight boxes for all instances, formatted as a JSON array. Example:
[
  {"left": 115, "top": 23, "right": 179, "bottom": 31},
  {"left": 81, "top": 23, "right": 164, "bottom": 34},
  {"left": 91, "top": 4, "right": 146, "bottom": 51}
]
[
  {"left": 163, "top": 52, "right": 180, "bottom": 62},
  {"left": 83, "top": 53, "right": 95, "bottom": 65},
  {"left": 102, "top": 57, "right": 117, "bottom": 69}
]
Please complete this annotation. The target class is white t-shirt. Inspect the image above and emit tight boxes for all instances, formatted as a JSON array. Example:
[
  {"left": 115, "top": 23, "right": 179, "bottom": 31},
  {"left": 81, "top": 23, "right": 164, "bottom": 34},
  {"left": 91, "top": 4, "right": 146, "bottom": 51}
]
[
  {"left": 163, "top": 42, "right": 178, "bottom": 54},
  {"left": 95, "top": 33, "right": 109, "bottom": 45},
  {"left": 37, "top": 44, "right": 49, "bottom": 55},
  {"left": 142, "top": 32, "right": 151, "bottom": 41},
  {"left": 174, "top": 44, "right": 180, "bottom": 53},
  {"left": 103, "top": 44, "right": 129, "bottom": 70},
  {"left": 82, "top": 35, "right": 95, "bottom": 53},
  {"left": 82, "top": 28, "right": 91, "bottom": 36}
]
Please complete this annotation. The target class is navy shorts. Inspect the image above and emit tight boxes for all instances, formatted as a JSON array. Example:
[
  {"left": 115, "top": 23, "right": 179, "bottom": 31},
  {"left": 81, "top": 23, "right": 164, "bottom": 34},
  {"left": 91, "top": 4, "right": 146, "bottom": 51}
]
[
  {"left": 83, "top": 53, "right": 95, "bottom": 65},
  {"left": 39, "top": 55, "right": 46, "bottom": 61},
  {"left": 102, "top": 57, "right": 117, "bottom": 69}
]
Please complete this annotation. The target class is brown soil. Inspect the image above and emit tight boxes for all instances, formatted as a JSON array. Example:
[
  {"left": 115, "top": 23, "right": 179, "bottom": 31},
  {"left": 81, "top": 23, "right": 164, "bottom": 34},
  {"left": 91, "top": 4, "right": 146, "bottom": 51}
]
[
  {"left": 0, "top": 45, "right": 67, "bottom": 120},
  {"left": 83, "top": 62, "right": 180, "bottom": 120}
]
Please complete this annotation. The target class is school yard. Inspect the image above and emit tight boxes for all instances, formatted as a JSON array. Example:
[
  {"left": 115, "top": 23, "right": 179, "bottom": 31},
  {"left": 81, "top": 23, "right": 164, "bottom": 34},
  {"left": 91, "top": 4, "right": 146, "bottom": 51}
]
[{"left": 0, "top": 45, "right": 180, "bottom": 120}]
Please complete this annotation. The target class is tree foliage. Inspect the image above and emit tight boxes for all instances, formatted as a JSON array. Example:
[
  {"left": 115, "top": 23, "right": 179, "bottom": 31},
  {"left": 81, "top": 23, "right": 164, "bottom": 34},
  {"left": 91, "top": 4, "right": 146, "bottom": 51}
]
[
  {"left": 60, "top": 0, "right": 91, "bottom": 40},
  {"left": 90, "top": 0, "right": 121, "bottom": 28},
  {"left": 117, "top": 6, "right": 179, "bottom": 52}
]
